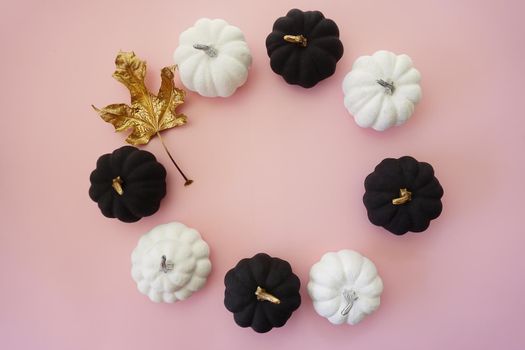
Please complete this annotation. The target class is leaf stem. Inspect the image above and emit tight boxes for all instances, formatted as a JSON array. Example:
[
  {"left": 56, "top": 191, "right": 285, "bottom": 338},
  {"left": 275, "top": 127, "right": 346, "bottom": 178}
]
[{"left": 156, "top": 132, "right": 193, "bottom": 186}]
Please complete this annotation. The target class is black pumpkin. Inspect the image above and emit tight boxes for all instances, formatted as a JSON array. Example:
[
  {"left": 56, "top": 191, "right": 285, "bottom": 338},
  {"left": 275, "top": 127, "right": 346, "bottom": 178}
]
[
  {"left": 89, "top": 146, "right": 167, "bottom": 223},
  {"left": 363, "top": 156, "right": 444, "bottom": 235},
  {"left": 265, "top": 9, "right": 344, "bottom": 88},
  {"left": 224, "top": 253, "right": 301, "bottom": 333}
]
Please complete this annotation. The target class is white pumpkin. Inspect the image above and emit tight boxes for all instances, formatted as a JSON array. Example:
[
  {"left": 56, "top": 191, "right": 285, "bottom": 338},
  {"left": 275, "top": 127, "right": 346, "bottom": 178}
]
[
  {"left": 173, "top": 18, "right": 252, "bottom": 98},
  {"left": 342, "top": 50, "right": 422, "bottom": 131},
  {"left": 131, "top": 222, "right": 212, "bottom": 303},
  {"left": 307, "top": 250, "right": 383, "bottom": 325}
]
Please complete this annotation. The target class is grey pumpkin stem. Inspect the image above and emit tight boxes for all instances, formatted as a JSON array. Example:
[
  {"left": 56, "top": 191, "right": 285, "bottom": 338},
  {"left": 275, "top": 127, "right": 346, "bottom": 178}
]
[
  {"left": 341, "top": 290, "right": 359, "bottom": 316},
  {"left": 193, "top": 44, "right": 218, "bottom": 57},
  {"left": 159, "top": 255, "right": 174, "bottom": 273},
  {"left": 376, "top": 79, "right": 396, "bottom": 95}
]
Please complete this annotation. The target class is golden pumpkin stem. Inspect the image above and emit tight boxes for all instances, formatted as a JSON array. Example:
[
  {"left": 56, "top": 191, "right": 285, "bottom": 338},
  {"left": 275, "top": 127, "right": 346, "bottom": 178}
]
[
  {"left": 112, "top": 176, "right": 124, "bottom": 195},
  {"left": 255, "top": 286, "right": 281, "bottom": 304},
  {"left": 392, "top": 188, "right": 412, "bottom": 205},
  {"left": 283, "top": 34, "right": 307, "bottom": 47},
  {"left": 156, "top": 132, "right": 193, "bottom": 186}
]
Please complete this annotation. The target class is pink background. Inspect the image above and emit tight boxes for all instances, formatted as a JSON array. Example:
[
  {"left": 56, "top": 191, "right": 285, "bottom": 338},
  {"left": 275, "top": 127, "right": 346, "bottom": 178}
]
[{"left": 2, "top": 0, "right": 524, "bottom": 349}]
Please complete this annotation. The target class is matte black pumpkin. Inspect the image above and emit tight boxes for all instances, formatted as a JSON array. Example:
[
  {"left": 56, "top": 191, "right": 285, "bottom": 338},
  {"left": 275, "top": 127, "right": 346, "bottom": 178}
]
[
  {"left": 265, "top": 9, "right": 344, "bottom": 88},
  {"left": 224, "top": 253, "right": 301, "bottom": 333},
  {"left": 89, "top": 146, "right": 167, "bottom": 223},
  {"left": 363, "top": 156, "right": 444, "bottom": 235}
]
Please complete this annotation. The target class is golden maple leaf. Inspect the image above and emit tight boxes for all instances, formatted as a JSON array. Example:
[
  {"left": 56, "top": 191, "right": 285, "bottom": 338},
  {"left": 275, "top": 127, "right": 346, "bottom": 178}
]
[
  {"left": 93, "top": 51, "right": 187, "bottom": 146},
  {"left": 93, "top": 52, "right": 193, "bottom": 185}
]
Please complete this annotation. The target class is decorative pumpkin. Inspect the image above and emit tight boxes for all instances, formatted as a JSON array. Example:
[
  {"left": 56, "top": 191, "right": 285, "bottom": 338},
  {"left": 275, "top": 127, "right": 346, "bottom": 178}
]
[
  {"left": 173, "top": 18, "right": 252, "bottom": 97},
  {"left": 265, "top": 8, "right": 344, "bottom": 88},
  {"left": 131, "top": 222, "right": 212, "bottom": 303},
  {"left": 308, "top": 250, "right": 383, "bottom": 325},
  {"left": 342, "top": 50, "right": 422, "bottom": 131},
  {"left": 363, "top": 156, "right": 444, "bottom": 235},
  {"left": 224, "top": 253, "right": 301, "bottom": 333},
  {"left": 89, "top": 146, "right": 166, "bottom": 223}
]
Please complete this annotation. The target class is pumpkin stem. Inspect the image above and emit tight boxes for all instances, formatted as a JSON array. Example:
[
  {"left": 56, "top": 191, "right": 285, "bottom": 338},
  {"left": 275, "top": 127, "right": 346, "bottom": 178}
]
[
  {"left": 283, "top": 34, "right": 307, "bottom": 47},
  {"left": 156, "top": 132, "right": 193, "bottom": 186},
  {"left": 255, "top": 286, "right": 281, "bottom": 304},
  {"left": 392, "top": 188, "right": 412, "bottom": 205},
  {"left": 341, "top": 289, "right": 359, "bottom": 316},
  {"left": 160, "top": 255, "right": 174, "bottom": 273},
  {"left": 112, "top": 176, "right": 124, "bottom": 195},
  {"left": 376, "top": 79, "right": 395, "bottom": 95},
  {"left": 193, "top": 44, "right": 218, "bottom": 57}
]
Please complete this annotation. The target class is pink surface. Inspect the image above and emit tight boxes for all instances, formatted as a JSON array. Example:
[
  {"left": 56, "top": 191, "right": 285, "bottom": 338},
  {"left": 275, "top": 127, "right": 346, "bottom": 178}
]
[{"left": 1, "top": 0, "right": 524, "bottom": 349}]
